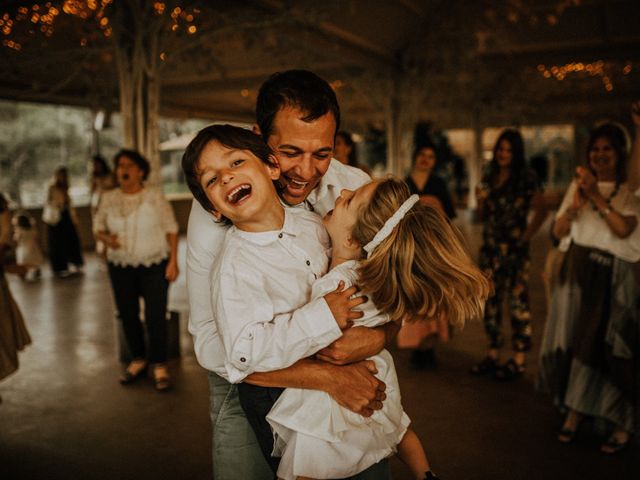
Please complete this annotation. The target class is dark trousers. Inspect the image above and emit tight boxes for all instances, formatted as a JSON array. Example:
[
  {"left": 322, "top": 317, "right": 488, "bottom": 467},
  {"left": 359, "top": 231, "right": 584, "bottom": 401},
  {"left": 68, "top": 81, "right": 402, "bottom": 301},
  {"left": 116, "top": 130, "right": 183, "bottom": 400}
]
[
  {"left": 237, "top": 383, "right": 284, "bottom": 475},
  {"left": 47, "top": 209, "right": 83, "bottom": 273},
  {"left": 107, "top": 260, "right": 169, "bottom": 364}
]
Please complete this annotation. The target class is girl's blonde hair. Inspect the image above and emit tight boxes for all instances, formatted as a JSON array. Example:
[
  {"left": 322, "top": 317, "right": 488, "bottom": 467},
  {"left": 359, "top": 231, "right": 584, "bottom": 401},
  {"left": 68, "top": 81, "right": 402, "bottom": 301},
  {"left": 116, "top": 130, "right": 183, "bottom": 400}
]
[{"left": 353, "top": 177, "right": 489, "bottom": 327}]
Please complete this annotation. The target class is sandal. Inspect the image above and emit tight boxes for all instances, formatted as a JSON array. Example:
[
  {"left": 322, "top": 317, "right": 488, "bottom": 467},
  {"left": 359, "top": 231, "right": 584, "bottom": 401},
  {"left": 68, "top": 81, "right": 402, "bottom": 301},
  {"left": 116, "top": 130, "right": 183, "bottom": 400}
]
[
  {"left": 469, "top": 356, "right": 498, "bottom": 375},
  {"left": 424, "top": 472, "right": 440, "bottom": 480},
  {"left": 601, "top": 433, "right": 630, "bottom": 454},
  {"left": 119, "top": 361, "right": 147, "bottom": 385},
  {"left": 493, "top": 359, "right": 524, "bottom": 381},
  {"left": 153, "top": 365, "right": 171, "bottom": 392}
]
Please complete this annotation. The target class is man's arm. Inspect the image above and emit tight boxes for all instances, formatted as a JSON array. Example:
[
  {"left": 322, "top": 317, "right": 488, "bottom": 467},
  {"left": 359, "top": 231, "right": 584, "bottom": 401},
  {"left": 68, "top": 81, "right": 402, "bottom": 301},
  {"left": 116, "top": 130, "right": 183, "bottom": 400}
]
[
  {"left": 186, "top": 200, "right": 228, "bottom": 372},
  {"left": 245, "top": 357, "right": 386, "bottom": 417}
]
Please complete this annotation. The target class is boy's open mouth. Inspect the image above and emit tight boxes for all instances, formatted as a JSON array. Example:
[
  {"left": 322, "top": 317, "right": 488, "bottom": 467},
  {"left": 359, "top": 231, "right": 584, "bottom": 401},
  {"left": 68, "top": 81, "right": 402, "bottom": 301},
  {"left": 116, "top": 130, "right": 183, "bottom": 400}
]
[{"left": 227, "top": 184, "right": 252, "bottom": 205}]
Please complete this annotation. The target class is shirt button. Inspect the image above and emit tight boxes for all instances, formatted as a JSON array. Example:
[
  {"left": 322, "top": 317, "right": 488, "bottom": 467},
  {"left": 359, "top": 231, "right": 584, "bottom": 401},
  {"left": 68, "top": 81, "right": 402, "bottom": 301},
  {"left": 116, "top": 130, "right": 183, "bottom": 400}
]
[
  {"left": 306, "top": 260, "right": 311, "bottom": 266},
  {"left": 278, "top": 233, "right": 283, "bottom": 239},
  {"left": 240, "top": 357, "right": 246, "bottom": 362}
]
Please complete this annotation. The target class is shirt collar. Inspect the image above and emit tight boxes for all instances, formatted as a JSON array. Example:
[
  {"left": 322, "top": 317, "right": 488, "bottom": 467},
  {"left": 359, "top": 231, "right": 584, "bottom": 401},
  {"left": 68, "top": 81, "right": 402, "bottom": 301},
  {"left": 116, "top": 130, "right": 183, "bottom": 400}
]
[{"left": 233, "top": 209, "right": 300, "bottom": 245}]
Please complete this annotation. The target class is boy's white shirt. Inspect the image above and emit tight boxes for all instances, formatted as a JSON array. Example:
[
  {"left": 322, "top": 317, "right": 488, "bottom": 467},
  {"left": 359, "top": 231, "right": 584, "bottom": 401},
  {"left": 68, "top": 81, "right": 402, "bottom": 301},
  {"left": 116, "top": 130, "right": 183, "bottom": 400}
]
[
  {"left": 186, "top": 159, "right": 371, "bottom": 374},
  {"left": 212, "top": 209, "right": 340, "bottom": 383}
]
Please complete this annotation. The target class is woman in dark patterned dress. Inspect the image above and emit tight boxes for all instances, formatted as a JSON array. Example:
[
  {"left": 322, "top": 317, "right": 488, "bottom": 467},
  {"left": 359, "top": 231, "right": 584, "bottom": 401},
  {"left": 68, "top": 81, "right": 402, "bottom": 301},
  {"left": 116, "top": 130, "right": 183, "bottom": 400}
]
[{"left": 470, "top": 129, "right": 547, "bottom": 380}]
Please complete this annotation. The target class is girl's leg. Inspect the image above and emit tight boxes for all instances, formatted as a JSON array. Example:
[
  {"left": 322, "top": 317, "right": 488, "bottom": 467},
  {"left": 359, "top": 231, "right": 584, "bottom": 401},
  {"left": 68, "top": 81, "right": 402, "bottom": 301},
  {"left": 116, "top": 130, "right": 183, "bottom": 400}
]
[{"left": 397, "top": 428, "right": 431, "bottom": 480}]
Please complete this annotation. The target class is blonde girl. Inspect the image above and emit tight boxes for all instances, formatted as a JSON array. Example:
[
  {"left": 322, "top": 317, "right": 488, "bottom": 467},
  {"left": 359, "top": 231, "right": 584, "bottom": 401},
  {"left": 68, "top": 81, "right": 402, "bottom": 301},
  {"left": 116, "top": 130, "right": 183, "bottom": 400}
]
[{"left": 267, "top": 177, "right": 490, "bottom": 480}]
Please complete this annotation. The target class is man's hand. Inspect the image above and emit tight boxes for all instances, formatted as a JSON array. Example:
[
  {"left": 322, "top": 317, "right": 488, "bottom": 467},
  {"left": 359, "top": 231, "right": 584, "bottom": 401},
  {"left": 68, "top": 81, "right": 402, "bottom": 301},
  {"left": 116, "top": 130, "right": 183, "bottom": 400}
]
[
  {"left": 324, "top": 281, "right": 365, "bottom": 329},
  {"left": 316, "top": 325, "right": 387, "bottom": 365},
  {"left": 324, "top": 360, "right": 386, "bottom": 417}
]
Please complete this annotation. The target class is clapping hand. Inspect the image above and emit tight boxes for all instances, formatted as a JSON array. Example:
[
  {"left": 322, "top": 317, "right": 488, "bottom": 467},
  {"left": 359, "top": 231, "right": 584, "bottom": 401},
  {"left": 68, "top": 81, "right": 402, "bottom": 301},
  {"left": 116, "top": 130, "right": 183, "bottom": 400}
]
[{"left": 575, "top": 166, "right": 598, "bottom": 199}]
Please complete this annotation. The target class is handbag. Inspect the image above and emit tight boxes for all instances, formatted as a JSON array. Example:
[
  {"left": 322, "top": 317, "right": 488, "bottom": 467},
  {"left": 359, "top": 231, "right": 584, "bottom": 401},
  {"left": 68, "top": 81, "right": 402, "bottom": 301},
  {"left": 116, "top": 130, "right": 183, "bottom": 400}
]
[{"left": 42, "top": 203, "right": 61, "bottom": 225}]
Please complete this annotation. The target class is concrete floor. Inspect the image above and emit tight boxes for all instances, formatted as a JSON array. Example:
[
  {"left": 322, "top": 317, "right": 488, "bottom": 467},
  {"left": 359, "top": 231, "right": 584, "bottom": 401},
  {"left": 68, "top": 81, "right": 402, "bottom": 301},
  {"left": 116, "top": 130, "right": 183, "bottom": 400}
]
[{"left": 1, "top": 215, "right": 637, "bottom": 480}]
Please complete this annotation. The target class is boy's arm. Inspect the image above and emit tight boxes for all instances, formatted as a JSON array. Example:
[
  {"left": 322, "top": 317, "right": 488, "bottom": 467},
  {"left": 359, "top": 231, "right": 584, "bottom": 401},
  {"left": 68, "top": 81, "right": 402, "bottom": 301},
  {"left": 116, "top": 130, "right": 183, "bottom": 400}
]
[
  {"left": 215, "top": 264, "right": 366, "bottom": 383},
  {"left": 245, "top": 357, "right": 386, "bottom": 417}
]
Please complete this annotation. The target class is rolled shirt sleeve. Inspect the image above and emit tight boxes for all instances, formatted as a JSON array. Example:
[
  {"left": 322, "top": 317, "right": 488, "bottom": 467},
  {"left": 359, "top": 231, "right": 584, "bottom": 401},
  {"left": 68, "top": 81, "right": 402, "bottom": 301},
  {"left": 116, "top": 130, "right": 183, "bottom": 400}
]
[{"left": 212, "top": 260, "right": 342, "bottom": 384}]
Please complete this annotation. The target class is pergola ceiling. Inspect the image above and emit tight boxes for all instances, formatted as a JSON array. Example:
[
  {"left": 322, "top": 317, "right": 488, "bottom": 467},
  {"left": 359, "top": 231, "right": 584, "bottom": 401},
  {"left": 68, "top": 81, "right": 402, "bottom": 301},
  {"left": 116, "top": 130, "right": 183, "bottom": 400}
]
[{"left": 1, "top": 0, "right": 639, "bottom": 130}]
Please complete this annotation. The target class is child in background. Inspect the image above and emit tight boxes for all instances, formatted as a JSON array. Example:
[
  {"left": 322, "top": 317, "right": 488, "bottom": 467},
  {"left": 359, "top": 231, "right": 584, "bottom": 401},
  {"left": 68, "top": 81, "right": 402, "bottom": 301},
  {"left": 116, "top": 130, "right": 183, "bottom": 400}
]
[
  {"left": 267, "top": 178, "right": 490, "bottom": 480},
  {"left": 12, "top": 212, "right": 44, "bottom": 281}
]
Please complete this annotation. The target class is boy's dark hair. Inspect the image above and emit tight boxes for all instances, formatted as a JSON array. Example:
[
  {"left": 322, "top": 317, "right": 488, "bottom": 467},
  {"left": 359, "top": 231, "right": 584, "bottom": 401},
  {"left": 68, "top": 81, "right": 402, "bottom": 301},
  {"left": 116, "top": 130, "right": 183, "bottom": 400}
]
[
  {"left": 113, "top": 149, "right": 150, "bottom": 181},
  {"left": 181, "top": 124, "right": 275, "bottom": 215},
  {"left": 256, "top": 70, "right": 340, "bottom": 140}
]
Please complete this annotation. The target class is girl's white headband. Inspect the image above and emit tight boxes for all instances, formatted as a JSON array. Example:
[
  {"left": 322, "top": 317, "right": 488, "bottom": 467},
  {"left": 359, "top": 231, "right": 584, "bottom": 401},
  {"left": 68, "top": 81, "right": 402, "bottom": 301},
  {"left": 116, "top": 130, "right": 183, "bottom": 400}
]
[{"left": 363, "top": 194, "right": 419, "bottom": 258}]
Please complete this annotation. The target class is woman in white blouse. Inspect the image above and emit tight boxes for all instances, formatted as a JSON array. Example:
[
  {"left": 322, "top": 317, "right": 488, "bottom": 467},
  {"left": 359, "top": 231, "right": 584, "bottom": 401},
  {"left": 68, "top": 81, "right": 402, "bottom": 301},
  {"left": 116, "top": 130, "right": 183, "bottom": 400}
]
[
  {"left": 93, "top": 150, "right": 179, "bottom": 391},
  {"left": 538, "top": 123, "right": 639, "bottom": 454}
]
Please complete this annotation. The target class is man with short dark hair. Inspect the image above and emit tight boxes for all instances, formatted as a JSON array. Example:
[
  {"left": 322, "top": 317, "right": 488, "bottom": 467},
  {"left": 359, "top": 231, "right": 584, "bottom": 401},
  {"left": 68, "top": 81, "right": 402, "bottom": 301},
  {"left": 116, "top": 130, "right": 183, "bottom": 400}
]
[{"left": 187, "top": 70, "right": 393, "bottom": 479}]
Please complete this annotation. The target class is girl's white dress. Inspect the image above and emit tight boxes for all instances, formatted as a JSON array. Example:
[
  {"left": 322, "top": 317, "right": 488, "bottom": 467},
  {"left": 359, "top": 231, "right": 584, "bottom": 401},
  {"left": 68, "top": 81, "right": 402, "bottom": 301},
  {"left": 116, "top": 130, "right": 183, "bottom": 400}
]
[{"left": 266, "top": 260, "right": 411, "bottom": 480}]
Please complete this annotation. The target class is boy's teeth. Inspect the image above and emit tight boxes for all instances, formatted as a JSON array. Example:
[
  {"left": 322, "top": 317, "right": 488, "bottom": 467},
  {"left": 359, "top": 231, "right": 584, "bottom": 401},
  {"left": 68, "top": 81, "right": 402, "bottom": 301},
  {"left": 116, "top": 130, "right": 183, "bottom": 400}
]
[{"left": 227, "top": 185, "right": 250, "bottom": 203}]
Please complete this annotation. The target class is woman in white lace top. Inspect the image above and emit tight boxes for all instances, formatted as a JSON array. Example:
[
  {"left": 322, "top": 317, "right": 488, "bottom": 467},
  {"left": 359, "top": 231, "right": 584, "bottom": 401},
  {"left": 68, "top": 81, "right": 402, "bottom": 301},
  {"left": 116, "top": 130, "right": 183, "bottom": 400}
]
[{"left": 93, "top": 150, "right": 179, "bottom": 391}]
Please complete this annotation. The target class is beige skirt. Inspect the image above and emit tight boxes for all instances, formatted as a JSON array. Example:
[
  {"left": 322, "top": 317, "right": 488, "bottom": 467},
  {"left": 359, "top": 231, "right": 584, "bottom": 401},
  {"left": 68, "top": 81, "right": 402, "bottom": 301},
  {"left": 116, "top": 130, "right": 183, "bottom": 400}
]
[{"left": 0, "top": 268, "right": 31, "bottom": 381}]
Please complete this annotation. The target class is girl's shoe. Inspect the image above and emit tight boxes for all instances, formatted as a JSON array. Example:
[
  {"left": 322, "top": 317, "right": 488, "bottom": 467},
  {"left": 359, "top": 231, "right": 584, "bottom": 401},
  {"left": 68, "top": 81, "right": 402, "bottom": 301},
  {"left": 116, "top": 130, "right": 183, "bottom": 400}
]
[
  {"left": 153, "top": 365, "right": 171, "bottom": 392},
  {"left": 469, "top": 356, "right": 498, "bottom": 375},
  {"left": 493, "top": 358, "right": 524, "bottom": 381}
]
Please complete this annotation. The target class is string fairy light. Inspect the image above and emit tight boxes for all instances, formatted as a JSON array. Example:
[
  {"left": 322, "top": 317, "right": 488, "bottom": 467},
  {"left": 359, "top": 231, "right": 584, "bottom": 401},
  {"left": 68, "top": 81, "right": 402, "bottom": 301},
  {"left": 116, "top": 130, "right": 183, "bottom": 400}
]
[
  {"left": 536, "top": 60, "right": 634, "bottom": 92},
  {"left": 0, "top": 1, "right": 200, "bottom": 50}
]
